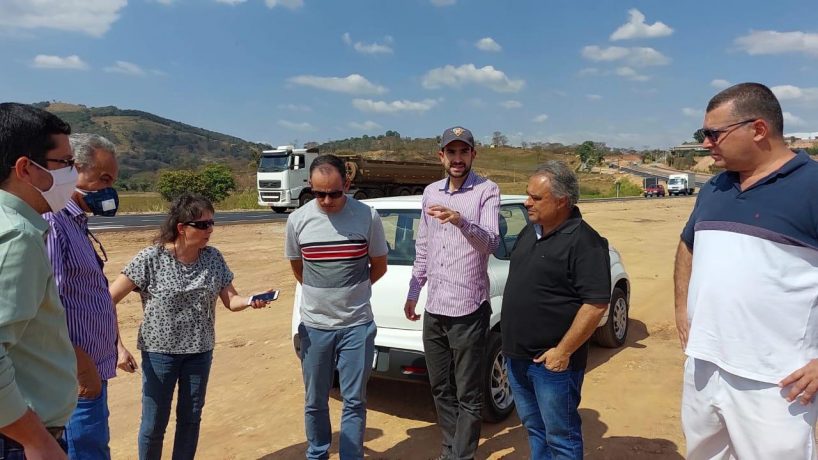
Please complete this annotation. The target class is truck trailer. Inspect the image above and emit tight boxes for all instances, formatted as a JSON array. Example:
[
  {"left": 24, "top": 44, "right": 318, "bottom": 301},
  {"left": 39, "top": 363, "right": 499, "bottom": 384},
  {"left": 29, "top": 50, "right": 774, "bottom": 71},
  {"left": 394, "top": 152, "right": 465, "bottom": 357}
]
[
  {"left": 667, "top": 173, "right": 695, "bottom": 196},
  {"left": 256, "top": 146, "right": 443, "bottom": 212}
]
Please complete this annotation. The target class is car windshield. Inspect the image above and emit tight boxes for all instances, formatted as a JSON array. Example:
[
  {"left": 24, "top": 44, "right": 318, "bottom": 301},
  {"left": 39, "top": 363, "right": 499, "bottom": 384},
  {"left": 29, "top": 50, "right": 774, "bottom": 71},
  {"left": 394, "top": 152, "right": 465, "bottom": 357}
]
[
  {"left": 377, "top": 209, "right": 422, "bottom": 266},
  {"left": 258, "top": 154, "right": 289, "bottom": 172},
  {"left": 668, "top": 178, "right": 683, "bottom": 184}
]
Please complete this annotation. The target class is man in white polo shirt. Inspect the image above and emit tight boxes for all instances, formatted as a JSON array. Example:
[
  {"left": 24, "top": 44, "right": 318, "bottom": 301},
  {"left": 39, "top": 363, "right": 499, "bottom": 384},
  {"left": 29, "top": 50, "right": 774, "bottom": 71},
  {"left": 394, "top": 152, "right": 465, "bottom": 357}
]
[{"left": 675, "top": 82, "right": 818, "bottom": 459}]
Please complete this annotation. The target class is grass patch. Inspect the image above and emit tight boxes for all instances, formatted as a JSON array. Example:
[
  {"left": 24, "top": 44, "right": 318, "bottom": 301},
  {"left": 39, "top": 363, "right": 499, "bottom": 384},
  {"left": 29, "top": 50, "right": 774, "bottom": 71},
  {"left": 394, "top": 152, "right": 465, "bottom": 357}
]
[{"left": 118, "top": 189, "right": 266, "bottom": 214}]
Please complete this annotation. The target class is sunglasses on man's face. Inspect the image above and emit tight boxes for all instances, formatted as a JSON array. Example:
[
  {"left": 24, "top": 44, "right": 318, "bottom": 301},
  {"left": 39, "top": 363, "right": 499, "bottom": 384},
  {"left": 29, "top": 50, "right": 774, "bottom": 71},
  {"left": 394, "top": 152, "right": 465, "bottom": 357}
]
[
  {"left": 699, "top": 118, "right": 756, "bottom": 143},
  {"left": 184, "top": 219, "right": 215, "bottom": 230},
  {"left": 313, "top": 190, "right": 345, "bottom": 199}
]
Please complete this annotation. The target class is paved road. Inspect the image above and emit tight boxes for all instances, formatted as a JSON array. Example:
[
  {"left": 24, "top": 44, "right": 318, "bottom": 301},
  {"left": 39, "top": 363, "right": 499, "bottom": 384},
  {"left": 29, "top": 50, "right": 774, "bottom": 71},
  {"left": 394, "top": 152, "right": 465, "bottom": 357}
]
[
  {"left": 620, "top": 165, "right": 710, "bottom": 187},
  {"left": 88, "top": 210, "right": 287, "bottom": 232}
]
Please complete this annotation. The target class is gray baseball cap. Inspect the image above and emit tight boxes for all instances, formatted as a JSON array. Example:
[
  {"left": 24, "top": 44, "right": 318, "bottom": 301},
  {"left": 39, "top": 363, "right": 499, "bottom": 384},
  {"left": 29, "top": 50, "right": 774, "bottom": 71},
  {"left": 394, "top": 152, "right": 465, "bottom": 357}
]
[{"left": 440, "top": 126, "right": 475, "bottom": 149}]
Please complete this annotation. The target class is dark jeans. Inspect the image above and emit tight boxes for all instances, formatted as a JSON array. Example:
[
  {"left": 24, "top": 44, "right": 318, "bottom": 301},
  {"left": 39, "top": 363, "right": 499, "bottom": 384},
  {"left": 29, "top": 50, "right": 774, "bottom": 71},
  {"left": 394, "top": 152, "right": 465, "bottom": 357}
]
[
  {"left": 138, "top": 350, "right": 213, "bottom": 460},
  {"left": 0, "top": 434, "right": 67, "bottom": 459},
  {"left": 423, "top": 301, "right": 490, "bottom": 460},
  {"left": 506, "top": 357, "right": 585, "bottom": 460}
]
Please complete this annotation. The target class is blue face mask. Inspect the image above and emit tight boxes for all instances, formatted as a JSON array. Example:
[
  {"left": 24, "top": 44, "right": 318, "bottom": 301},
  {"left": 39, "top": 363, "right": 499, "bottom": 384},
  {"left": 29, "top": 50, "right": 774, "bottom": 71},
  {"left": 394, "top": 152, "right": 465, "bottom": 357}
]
[{"left": 79, "top": 187, "right": 119, "bottom": 217}]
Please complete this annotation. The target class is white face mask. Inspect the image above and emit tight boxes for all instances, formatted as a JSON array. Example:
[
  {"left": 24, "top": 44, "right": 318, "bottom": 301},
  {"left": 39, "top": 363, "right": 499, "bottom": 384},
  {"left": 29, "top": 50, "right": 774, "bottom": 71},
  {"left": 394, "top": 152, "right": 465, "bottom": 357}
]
[{"left": 29, "top": 161, "right": 78, "bottom": 213}]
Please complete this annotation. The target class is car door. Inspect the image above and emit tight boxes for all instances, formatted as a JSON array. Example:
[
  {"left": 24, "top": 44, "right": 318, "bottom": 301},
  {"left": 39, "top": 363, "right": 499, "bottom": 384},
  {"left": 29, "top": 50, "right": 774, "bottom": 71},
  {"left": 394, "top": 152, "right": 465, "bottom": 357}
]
[{"left": 487, "top": 202, "right": 529, "bottom": 327}]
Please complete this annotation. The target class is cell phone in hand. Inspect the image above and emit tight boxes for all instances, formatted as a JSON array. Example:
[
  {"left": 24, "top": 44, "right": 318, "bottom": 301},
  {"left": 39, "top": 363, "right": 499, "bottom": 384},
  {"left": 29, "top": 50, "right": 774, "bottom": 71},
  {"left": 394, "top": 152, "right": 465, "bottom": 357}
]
[{"left": 248, "top": 290, "right": 279, "bottom": 304}]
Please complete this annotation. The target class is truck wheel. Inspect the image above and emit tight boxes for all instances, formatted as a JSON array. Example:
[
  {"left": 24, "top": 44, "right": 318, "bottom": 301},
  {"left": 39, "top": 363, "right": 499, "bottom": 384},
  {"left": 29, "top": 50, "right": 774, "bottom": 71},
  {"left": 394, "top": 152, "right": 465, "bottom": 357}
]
[
  {"left": 412, "top": 186, "right": 425, "bottom": 195},
  {"left": 299, "top": 192, "right": 314, "bottom": 207},
  {"left": 593, "top": 287, "right": 628, "bottom": 348},
  {"left": 353, "top": 191, "right": 368, "bottom": 200},
  {"left": 482, "top": 332, "right": 514, "bottom": 423},
  {"left": 271, "top": 207, "right": 288, "bottom": 214},
  {"left": 396, "top": 187, "right": 412, "bottom": 196}
]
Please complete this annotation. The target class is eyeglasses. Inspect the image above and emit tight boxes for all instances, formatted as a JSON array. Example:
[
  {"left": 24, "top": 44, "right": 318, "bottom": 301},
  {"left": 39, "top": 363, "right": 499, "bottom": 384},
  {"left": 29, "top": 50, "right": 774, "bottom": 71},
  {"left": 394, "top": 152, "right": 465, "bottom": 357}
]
[
  {"left": 313, "top": 190, "right": 344, "bottom": 199},
  {"left": 700, "top": 119, "right": 757, "bottom": 143},
  {"left": 45, "top": 157, "right": 76, "bottom": 170},
  {"left": 184, "top": 219, "right": 215, "bottom": 230}
]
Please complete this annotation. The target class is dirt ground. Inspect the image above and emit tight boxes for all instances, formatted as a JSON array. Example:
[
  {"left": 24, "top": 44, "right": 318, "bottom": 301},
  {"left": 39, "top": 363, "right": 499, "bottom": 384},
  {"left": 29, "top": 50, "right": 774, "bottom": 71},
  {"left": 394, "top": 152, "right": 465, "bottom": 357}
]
[{"left": 102, "top": 197, "right": 695, "bottom": 459}]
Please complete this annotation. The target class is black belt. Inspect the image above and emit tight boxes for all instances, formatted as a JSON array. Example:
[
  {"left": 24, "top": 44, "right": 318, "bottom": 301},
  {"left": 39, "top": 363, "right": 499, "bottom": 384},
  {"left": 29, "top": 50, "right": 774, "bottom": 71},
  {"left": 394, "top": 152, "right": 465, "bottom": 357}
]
[{"left": 46, "top": 426, "right": 65, "bottom": 440}]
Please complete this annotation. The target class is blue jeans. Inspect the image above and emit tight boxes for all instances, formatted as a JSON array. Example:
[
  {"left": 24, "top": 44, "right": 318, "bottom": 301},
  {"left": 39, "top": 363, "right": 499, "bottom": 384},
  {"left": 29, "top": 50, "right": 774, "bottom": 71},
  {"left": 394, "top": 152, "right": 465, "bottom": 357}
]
[
  {"left": 66, "top": 380, "right": 111, "bottom": 459},
  {"left": 138, "top": 350, "right": 213, "bottom": 460},
  {"left": 506, "top": 357, "right": 585, "bottom": 460},
  {"left": 299, "top": 321, "right": 376, "bottom": 460}
]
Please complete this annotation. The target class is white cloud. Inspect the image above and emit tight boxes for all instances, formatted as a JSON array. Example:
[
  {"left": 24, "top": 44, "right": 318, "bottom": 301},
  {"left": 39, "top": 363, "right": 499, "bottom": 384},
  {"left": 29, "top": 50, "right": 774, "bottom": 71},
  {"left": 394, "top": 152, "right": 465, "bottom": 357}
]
[
  {"left": 771, "top": 85, "right": 818, "bottom": 103},
  {"left": 475, "top": 37, "right": 502, "bottom": 52},
  {"left": 0, "top": 0, "right": 127, "bottom": 37},
  {"left": 278, "top": 103, "right": 312, "bottom": 112},
  {"left": 422, "top": 64, "right": 525, "bottom": 93},
  {"left": 278, "top": 120, "right": 315, "bottom": 131},
  {"left": 735, "top": 30, "right": 818, "bottom": 57},
  {"left": 430, "top": 0, "right": 456, "bottom": 6},
  {"left": 103, "top": 60, "right": 146, "bottom": 76},
  {"left": 352, "top": 98, "right": 438, "bottom": 114},
  {"left": 783, "top": 112, "right": 806, "bottom": 127},
  {"left": 615, "top": 66, "right": 650, "bottom": 81},
  {"left": 31, "top": 54, "right": 88, "bottom": 70},
  {"left": 610, "top": 9, "right": 673, "bottom": 41},
  {"left": 216, "top": 0, "right": 247, "bottom": 4},
  {"left": 288, "top": 74, "right": 387, "bottom": 95},
  {"left": 265, "top": 0, "right": 304, "bottom": 9},
  {"left": 348, "top": 121, "right": 381, "bottom": 131},
  {"left": 532, "top": 114, "right": 549, "bottom": 123},
  {"left": 501, "top": 100, "right": 522, "bottom": 109},
  {"left": 467, "top": 98, "right": 486, "bottom": 108},
  {"left": 711, "top": 79, "right": 731, "bottom": 89},
  {"left": 581, "top": 45, "right": 670, "bottom": 66},
  {"left": 342, "top": 33, "right": 393, "bottom": 55},
  {"left": 578, "top": 67, "right": 601, "bottom": 77},
  {"left": 586, "top": 94, "right": 603, "bottom": 101},
  {"left": 682, "top": 107, "right": 702, "bottom": 118}
]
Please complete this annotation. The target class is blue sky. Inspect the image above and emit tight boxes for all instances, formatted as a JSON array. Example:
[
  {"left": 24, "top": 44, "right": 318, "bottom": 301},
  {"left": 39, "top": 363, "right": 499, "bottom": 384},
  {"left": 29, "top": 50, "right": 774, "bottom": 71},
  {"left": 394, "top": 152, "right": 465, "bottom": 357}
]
[{"left": 2, "top": 0, "right": 817, "bottom": 149}]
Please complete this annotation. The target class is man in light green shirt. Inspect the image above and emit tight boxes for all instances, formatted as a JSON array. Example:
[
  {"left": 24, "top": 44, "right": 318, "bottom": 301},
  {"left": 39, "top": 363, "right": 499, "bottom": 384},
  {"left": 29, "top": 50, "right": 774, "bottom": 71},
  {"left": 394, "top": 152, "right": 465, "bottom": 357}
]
[{"left": 0, "top": 103, "right": 78, "bottom": 459}]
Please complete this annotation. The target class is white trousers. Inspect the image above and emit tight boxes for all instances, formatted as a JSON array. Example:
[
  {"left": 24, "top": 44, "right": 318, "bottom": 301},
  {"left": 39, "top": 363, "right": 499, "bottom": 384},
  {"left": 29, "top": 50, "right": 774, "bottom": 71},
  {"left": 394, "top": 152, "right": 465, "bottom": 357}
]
[{"left": 682, "top": 358, "right": 818, "bottom": 460}]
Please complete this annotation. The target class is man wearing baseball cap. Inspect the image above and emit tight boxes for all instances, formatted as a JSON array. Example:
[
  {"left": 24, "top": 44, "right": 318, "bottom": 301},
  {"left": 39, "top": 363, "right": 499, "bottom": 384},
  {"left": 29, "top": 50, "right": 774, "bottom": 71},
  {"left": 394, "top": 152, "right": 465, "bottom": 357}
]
[{"left": 405, "top": 126, "right": 500, "bottom": 460}]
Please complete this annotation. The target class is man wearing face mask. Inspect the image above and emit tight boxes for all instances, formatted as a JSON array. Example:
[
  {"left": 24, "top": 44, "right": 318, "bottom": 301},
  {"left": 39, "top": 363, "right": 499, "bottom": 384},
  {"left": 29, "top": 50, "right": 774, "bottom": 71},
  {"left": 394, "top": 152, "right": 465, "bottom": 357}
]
[
  {"left": 43, "top": 133, "right": 123, "bottom": 459},
  {"left": 0, "top": 102, "right": 78, "bottom": 459}
]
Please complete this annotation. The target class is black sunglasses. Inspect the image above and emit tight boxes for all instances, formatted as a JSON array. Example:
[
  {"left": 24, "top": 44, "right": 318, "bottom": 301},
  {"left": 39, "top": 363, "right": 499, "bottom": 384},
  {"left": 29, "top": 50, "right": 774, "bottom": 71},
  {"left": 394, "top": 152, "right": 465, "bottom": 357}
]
[
  {"left": 44, "top": 157, "right": 76, "bottom": 170},
  {"left": 700, "top": 119, "right": 756, "bottom": 143},
  {"left": 184, "top": 219, "right": 215, "bottom": 230},
  {"left": 313, "top": 190, "right": 345, "bottom": 199}
]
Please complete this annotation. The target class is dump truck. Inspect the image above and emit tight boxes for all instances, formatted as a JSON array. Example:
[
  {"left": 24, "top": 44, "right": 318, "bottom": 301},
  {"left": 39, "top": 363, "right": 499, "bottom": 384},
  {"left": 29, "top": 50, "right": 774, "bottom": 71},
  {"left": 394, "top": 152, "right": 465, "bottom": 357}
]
[
  {"left": 667, "top": 173, "right": 696, "bottom": 196},
  {"left": 256, "top": 146, "right": 444, "bottom": 213}
]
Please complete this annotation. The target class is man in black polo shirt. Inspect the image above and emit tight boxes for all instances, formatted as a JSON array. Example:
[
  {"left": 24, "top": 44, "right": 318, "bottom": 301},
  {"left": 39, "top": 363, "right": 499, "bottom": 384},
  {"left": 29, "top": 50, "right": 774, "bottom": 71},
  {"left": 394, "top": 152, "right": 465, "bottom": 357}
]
[{"left": 501, "top": 160, "right": 611, "bottom": 459}]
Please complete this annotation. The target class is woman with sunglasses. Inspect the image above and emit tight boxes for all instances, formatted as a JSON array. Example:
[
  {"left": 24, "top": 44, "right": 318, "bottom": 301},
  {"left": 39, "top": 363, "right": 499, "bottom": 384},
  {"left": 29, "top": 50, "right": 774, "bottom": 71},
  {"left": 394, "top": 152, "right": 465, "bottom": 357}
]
[{"left": 109, "top": 193, "right": 270, "bottom": 460}]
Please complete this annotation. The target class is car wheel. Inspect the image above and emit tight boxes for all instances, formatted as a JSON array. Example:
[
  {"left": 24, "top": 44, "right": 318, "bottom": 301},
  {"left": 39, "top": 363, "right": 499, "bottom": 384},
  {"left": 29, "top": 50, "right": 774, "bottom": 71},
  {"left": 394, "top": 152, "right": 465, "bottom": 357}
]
[
  {"left": 299, "top": 192, "right": 314, "bottom": 207},
  {"left": 593, "top": 287, "right": 628, "bottom": 348},
  {"left": 482, "top": 332, "right": 514, "bottom": 422}
]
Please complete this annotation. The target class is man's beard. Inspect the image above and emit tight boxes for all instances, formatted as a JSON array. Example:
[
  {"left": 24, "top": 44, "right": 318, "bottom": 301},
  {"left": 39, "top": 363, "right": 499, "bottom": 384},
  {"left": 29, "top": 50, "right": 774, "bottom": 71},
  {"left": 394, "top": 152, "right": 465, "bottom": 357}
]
[{"left": 447, "top": 163, "right": 471, "bottom": 178}]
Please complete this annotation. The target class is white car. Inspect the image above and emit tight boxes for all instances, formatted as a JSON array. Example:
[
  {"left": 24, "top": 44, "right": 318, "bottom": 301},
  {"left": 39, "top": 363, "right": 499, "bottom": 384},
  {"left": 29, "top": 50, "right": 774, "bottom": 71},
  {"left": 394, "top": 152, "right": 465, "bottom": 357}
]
[{"left": 292, "top": 195, "right": 631, "bottom": 422}]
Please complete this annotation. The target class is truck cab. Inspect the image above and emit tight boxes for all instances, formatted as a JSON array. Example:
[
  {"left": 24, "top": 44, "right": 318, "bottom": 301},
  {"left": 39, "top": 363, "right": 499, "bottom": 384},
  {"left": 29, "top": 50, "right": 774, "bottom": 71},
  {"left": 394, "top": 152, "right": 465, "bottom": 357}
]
[
  {"left": 667, "top": 173, "right": 695, "bottom": 196},
  {"left": 256, "top": 146, "right": 319, "bottom": 213}
]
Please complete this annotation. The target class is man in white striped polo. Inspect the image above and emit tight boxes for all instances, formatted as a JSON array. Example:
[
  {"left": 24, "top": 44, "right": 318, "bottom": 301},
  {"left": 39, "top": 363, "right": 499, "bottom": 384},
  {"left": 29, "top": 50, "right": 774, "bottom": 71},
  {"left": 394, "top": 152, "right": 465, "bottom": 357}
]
[{"left": 405, "top": 126, "right": 500, "bottom": 460}]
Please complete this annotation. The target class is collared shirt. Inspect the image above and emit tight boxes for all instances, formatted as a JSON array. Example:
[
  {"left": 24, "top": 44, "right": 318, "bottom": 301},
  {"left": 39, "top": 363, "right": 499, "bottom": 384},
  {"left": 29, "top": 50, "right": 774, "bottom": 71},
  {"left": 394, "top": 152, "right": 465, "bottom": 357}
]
[
  {"left": 681, "top": 150, "right": 818, "bottom": 383},
  {"left": 501, "top": 207, "right": 611, "bottom": 368},
  {"left": 408, "top": 171, "right": 500, "bottom": 317},
  {"left": 44, "top": 200, "right": 118, "bottom": 380},
  {"left": 0, "top": 191, "right": 77, "bottom": 428}
]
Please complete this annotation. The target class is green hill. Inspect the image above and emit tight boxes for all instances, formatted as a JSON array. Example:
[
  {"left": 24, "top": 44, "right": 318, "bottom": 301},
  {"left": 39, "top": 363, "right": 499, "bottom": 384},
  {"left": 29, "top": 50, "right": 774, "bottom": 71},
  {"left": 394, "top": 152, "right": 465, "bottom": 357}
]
[{"left": 36, "top": 102, "right": 271, "bottom": 191}]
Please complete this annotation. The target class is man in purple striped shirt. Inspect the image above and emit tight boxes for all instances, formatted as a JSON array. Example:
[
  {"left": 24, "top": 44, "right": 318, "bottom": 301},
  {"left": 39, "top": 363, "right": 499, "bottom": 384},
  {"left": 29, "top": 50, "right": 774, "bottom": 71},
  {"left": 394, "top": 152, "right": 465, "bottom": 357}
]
[
  {"left": 404, "top": 126, "right": 500, "bottom": 460},
  {"left": 44, "top": 133, "right": 121, "bottom": 459}
]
